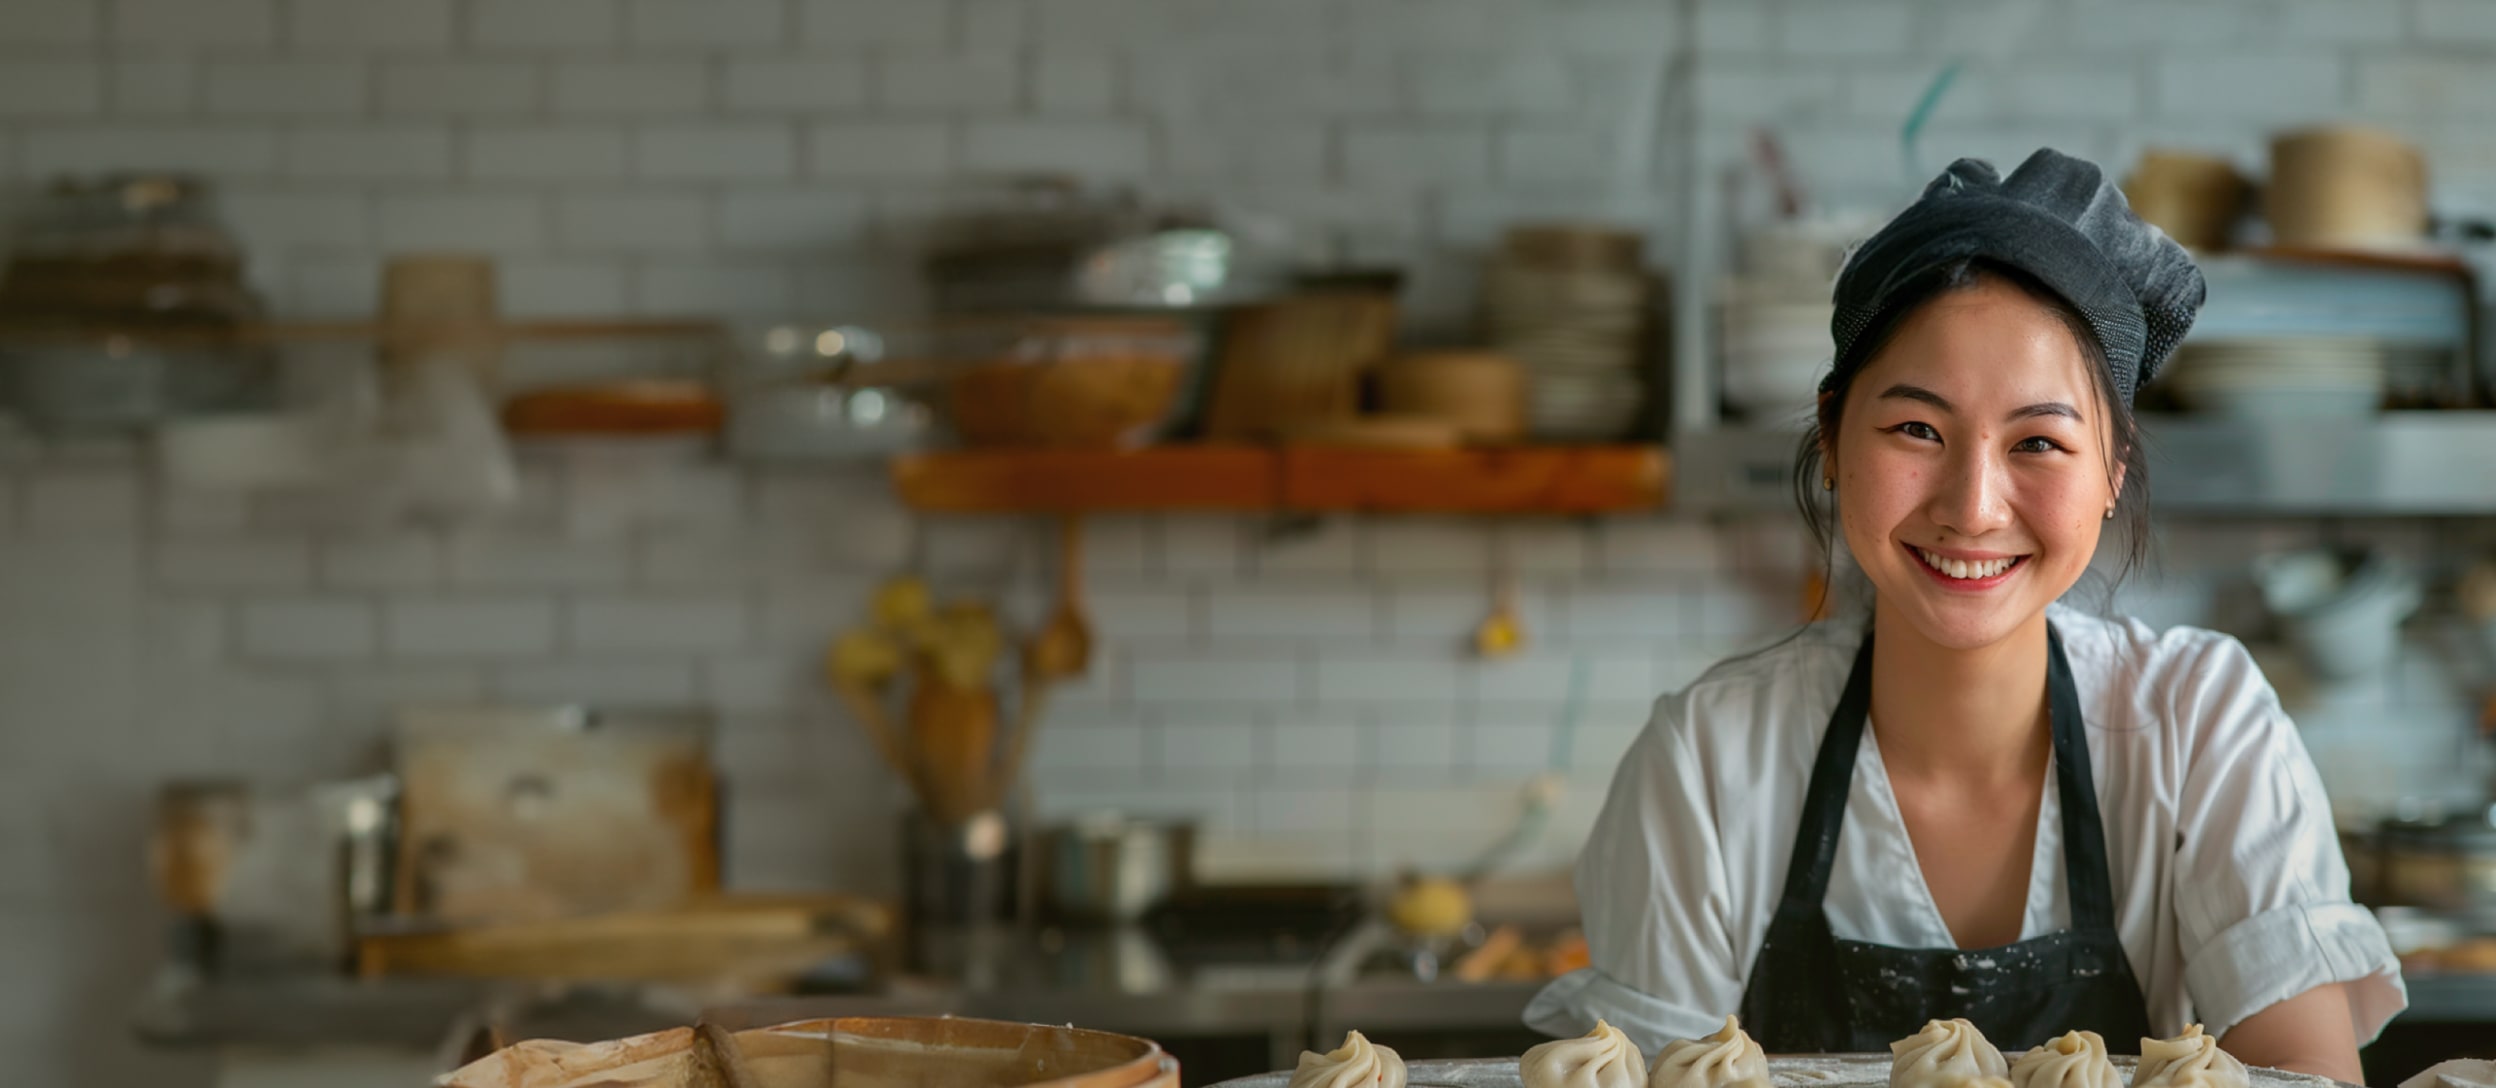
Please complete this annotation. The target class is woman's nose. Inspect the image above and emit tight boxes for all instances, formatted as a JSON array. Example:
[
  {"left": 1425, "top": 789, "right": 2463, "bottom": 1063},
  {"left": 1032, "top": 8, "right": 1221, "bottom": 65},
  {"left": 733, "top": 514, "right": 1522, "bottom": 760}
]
[{"left": 1928, "top": 443, "right": 2013, "bottom": 536}]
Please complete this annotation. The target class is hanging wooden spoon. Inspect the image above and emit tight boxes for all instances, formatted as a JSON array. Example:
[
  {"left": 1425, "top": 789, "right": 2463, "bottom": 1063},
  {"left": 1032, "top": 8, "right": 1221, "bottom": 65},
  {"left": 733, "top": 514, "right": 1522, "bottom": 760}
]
[
  {"left": 993, "top": 515, "right": 1091, "bottom": 811},
  {"left": 1029, "top": 515, "right": 1093, "bottom": 678}
]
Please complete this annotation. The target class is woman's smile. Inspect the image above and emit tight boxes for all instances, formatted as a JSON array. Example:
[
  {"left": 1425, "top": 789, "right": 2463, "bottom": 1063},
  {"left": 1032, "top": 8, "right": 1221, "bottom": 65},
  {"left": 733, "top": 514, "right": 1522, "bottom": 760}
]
[{"left": 1905, "top": 544, "right": 2029, "bottom": 589}]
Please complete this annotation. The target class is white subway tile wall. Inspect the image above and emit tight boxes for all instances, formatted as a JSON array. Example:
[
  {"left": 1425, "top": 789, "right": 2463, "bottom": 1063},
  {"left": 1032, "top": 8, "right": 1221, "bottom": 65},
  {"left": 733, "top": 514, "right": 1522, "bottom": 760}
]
[{"left": 5, "top": 2, "right": 2496, "bottom": 1084}]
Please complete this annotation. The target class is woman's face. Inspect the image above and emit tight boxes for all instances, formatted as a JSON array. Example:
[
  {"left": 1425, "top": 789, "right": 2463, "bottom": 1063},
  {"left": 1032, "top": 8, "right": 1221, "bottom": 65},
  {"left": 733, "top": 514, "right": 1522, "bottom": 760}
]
[{"left": 1829, "top": 275, "right": 2125, "bottom": 652}]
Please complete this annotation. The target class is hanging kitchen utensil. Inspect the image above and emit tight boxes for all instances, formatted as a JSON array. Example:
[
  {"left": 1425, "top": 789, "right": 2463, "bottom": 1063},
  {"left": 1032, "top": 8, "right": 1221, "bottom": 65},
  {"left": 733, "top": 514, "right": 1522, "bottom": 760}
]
[
  {"left": 995, "top": 516, "right": 1089, "bottom": 812},
  {"left": 1474, "top": 521, "right": 1525, "bottom": 658},
  {"left": 1028, "top": 515, "right": 1093, "bottom": 679},
  {"left": 824, "top": 628, "right": 918, "bottom": 783}
]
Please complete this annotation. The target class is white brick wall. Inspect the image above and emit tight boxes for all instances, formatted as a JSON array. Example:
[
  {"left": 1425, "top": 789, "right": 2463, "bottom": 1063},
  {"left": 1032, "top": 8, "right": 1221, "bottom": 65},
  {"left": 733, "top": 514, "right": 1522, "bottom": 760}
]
[
  {"left": 239, "top": 598, "right": 380, "bottom": 661},
  {"left": 626, "top": 0, "right": 788, "bottom": 47},
  {"left": 107, "top": 58, "right": 196, "bottom": 115},
  {"left": 466, "top": 125, "right": 631, "bottom": 180},
  {"left": 634, "top": 124, "right": 799, "bottom": 180},
  {"left": 205, "top": 60, "right": 368, "bottom": 117},
  {"left": 110, "top": 0, "right": 273, "bottom": 48},
  {"left": 386, "top": 597, "right": 560, "bottom": 656},
  {"left": 10, "top": 4, "right": 2496, "bottom": 1084},
  {"left": 283, "top": 127, "right": 456, "bottom": 181},
  {"left": 809, "top": 120, "right": 953, "bottom": 177},
  {"left": 961, "top": 119, "right": 1150, "bottom": 175},
  {"left": 553, "top": 60, "right": 708, "bottom": 115},
  {"left": 877, "top": 51, "right": 1022, "bottom": 112},
  {"left": 381, "top": 61, "right": 544, "bottom": 117},
  {"left": 291, "top": 0, "right": 455, "bottom": 50},
  {"left": 377, "top": 193, "right": 548, "bottom": 251},
  {"left": 471, "top": 0, "right": 625, "bottom": 49},
  {"left": 727, "top": 59, "right": 870, "bottom": 112},
  {"left": 555, "top": 193, "right": 712, "bottom": 252},
  {"left": 0, "top": 61, "right": 103, "bottom": 118},
  {"left": 25, "top": 128, "right": 281, "bottom": 176}
]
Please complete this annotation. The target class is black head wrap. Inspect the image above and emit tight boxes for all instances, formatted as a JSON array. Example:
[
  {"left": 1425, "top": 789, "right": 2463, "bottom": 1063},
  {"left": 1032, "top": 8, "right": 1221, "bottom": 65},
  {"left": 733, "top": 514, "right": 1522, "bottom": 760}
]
[{"left": 1827, "top": 148, "right": 2207, "bottom": 405}]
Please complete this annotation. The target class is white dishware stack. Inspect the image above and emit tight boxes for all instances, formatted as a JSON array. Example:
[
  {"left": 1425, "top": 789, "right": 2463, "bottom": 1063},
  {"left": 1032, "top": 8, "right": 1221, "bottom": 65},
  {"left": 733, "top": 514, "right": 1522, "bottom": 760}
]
[
  {"left": 2167, "top": 337, "right": 2387, "bottom": 420},
  {"left": 1718, "top": 219, "right": 1864, "bottom": 426},
  {"left": 2160, "top": 255, "right": 2473, "bottom": 418},
  {"left": 2251, "top": 548, "right": 2420, "bottom": 681},
  {"left": 1481, "top": 225, "right": 1654, "bottom": 442}
]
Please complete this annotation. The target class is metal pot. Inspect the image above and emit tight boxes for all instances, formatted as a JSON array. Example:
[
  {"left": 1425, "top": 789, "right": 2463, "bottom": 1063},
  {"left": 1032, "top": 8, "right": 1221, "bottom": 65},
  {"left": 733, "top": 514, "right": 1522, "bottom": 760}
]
[
  {"left": 1032, "top": 814, "right": 1195, "bottom": 924},
  {"left": 2376, "top": 805, "right": 2496, "bottom": 914}
]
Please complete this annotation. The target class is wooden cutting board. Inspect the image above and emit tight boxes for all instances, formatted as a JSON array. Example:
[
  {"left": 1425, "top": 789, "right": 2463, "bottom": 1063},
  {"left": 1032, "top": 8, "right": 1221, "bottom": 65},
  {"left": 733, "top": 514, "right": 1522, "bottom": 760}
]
[{"left": 356, "top": 894, "right": 892, "bottom": 984}]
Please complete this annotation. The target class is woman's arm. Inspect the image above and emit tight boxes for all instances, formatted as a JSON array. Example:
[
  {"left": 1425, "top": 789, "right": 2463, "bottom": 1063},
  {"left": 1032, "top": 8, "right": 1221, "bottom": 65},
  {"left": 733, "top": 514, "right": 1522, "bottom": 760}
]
[{"left": 2218, "top": 982, "right": 2362, "bottom": 1083}]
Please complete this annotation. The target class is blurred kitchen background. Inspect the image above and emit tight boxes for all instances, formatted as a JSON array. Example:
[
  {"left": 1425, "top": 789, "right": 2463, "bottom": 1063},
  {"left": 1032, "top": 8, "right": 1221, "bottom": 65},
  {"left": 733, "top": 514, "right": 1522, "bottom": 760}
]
[{"left": 6, "top": 0, "right": 2496, "bottom": 1085}]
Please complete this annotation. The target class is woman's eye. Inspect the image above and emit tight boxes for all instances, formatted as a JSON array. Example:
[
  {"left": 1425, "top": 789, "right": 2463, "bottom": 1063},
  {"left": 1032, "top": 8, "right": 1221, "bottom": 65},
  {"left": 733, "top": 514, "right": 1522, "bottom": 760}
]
[
  {"left": 2013, "top": 436, "right": 2065, "bottom": 453},
  {"left": 1894, "top": 422, "right": 1940, "bottom": 442}
]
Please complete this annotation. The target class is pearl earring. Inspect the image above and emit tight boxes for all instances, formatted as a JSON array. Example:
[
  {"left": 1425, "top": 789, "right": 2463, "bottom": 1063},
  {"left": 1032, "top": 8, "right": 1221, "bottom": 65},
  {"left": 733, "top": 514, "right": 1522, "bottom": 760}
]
[{"left": 1822, "top": 476, "right": 1834, "bottom": 491}]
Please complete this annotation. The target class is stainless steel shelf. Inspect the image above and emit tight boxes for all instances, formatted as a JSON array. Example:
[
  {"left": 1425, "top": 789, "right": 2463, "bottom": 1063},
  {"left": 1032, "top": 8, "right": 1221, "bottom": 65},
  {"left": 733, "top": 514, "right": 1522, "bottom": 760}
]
[{"left": 1674, "top": 412, "right": 2496, "bottom": 516}]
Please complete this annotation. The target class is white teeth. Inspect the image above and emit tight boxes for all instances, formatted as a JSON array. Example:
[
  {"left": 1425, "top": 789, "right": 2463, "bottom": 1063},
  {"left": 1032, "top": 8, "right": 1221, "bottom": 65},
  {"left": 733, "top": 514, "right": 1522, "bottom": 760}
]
[{"left": 1916, "top": 548, "right": 2017, "bottom": 580}]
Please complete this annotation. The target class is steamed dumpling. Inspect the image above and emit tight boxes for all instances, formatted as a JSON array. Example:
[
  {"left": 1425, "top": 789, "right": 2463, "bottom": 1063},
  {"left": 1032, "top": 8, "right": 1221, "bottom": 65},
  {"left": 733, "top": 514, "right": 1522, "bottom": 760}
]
[
  {"left": 2007, "top": 1031, "right": 2118, "bottom": 1088},
  {"left": 1649, "top": 1016, "right": 1771, "bottom": 1088},
  {"left": 1521, "top": 1020, "right": 1647, "bottom": 1088},
  {"left": 1288, "top": 1031, "right": 1407, "bottom": 1088},
  {"left": 1890, "top": 1018, "right": 2010, "bottom": 1088},
  {"left": 2135, "top": 1025, "right": 2248, "bottom": 1088}
]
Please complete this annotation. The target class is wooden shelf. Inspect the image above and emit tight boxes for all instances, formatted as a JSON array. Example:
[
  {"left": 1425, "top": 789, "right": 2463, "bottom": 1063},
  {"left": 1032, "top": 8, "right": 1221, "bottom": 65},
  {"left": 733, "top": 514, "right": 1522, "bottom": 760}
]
[{"left": 889, "top": 444, "right": 1670, "bottom": 514}]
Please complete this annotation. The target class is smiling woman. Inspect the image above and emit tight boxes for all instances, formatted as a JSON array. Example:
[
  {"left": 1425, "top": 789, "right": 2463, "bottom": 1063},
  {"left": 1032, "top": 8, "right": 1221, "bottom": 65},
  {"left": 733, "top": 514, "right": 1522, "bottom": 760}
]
[
  {"left": 1809, "top": 263, "right": 2143, "bottom": 654},
  {"left": 1525, "top": 151, "right": 2402, "bottom": 1086}
]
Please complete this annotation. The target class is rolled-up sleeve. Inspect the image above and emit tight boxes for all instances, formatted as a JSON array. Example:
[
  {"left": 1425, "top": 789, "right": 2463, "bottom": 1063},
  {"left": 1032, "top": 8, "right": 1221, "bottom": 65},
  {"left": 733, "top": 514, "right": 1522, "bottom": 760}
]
[
  {"left": 2169, "top": 637, "right": 2406, "bottom": 1042},
  {"left": 1525, "top": 695, "right": 1740, "bottom": 1052}
]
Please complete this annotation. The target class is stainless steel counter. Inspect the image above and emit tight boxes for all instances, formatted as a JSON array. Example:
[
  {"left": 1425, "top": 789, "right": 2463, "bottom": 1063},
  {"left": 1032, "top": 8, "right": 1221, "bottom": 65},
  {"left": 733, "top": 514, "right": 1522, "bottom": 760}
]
[
  {"left": 2399, "top": 972, "right": 2496, "bottom": 1021},
  {"left": 133, "top": 952, "right": 2496, "bottom": 1058}
]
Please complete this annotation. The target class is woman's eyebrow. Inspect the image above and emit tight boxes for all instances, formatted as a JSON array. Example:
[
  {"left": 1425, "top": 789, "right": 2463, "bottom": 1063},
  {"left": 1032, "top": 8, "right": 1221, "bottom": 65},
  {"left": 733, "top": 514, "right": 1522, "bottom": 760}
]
[
  {"left": 1876, "top": 383, "right": 1952, "bottom": 411},
  {"left": 2008, "top": 402, "right": 2082, "bottom": 422},
  {"left": 1878, "top": 383, "right": 2083, "bottom": 423}
]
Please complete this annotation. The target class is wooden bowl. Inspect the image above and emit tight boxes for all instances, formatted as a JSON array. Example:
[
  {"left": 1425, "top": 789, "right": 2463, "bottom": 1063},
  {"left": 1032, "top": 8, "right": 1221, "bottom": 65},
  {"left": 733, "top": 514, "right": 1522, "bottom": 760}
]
[{"left": 949, "top": 355, "right": 1185, "bottom": 448}]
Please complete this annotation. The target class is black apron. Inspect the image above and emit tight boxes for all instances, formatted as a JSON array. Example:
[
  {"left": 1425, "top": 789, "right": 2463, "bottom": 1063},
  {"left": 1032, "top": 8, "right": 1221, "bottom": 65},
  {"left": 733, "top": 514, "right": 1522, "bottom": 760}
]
[{"left": 1735, "top": 623, "right": 2152, "bottom": 1053}]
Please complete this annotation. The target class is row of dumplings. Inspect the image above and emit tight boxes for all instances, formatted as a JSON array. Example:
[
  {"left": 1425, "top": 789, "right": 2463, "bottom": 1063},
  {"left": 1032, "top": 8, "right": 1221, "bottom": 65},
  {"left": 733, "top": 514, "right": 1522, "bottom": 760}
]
[{"left": 1285, "top": 1018, "right": 2247, "bottom": 1088}]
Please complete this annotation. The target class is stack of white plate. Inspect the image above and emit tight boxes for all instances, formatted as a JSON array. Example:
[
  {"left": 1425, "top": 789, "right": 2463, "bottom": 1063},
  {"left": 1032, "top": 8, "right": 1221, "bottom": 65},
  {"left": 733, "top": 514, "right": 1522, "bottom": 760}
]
[
  {"left": 1482, "top": 238, "right": 1652, "bottom": 441},
  {"left": 1720, "top": 290, "right": 1832, "bottom": 425},
  {"left": 2168, "top": 337, "right": 2386, "bottom": 419}
]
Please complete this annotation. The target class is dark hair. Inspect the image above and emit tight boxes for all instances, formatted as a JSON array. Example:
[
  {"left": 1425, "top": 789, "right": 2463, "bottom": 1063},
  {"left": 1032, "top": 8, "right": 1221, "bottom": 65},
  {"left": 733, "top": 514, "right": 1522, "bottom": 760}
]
[{"left": 1793, "top": 256, "right": 2153, "bottom": 615}]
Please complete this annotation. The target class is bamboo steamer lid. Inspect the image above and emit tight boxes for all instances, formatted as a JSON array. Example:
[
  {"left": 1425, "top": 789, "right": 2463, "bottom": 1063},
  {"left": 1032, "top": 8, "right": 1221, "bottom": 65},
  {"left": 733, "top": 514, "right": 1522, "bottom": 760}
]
[
  {"left": 2124, "top": 148, "right": 2249, "bottom": 252},
  {"left": 1380, "top": 351, "right": 1527, "bottom": 443},
  {"left": 2266, "top": 125, "right": 2428, "bottom": 249}
]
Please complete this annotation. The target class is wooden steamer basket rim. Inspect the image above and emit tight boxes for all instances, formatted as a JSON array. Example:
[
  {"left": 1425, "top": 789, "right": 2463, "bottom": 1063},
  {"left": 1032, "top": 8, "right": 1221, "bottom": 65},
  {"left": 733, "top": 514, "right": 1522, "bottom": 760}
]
[
  {"left": 769, "top": 1016, "right": 1174, "bottom": 1088},
  {"left": 445, "top": 1015, "right": 1176, "bottom": 1088}
]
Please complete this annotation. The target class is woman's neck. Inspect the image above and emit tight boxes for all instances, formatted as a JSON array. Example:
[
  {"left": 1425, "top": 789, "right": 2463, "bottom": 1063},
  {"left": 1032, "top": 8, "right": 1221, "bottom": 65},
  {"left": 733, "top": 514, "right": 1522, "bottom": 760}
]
[{"left": 1866, "top": 604, "right": 2053, "bottom": 785}]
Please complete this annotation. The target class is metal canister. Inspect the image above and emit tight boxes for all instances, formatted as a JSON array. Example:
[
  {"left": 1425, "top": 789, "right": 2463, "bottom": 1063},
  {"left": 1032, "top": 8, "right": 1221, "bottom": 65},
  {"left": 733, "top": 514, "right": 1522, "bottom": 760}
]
[
  {"left": 2377, "top": 805, "right": 2496, "bottom": 914},
  {"left": 1032, "top": 814, "right": 1196, "bottom": 924}
]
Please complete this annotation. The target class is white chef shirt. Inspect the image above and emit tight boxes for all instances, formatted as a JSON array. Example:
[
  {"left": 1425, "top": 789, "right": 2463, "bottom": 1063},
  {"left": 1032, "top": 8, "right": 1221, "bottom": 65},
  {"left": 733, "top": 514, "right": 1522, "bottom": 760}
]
[{"left": 1525, "top": 604, "right": 2405, "bottom": 1053}]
